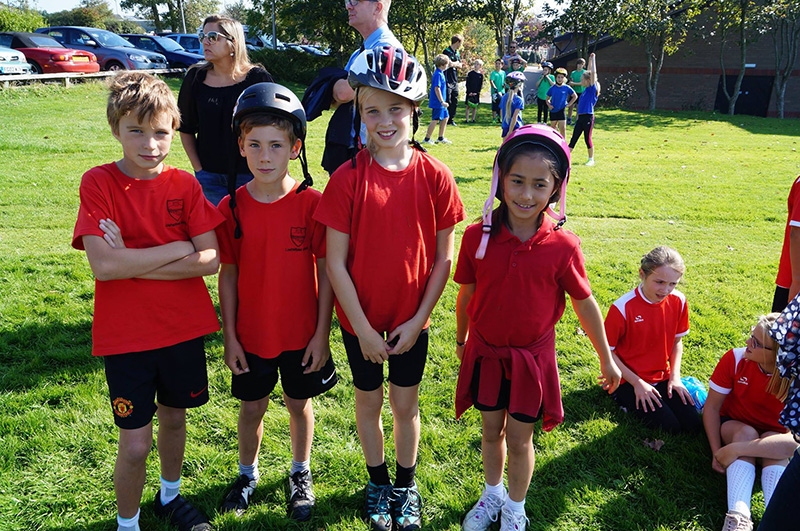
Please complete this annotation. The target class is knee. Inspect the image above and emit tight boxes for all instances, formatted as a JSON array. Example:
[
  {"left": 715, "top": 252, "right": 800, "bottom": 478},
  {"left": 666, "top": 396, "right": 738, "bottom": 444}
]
[
  {"left": 285, "top": 396, "right": 311, "bottom": 418},
  {"left": 119, "top": 435, "right": 152, "bottom": 465},
  {"left": 240, "top": 398, "right": 269, "bottom": 422},
  {"left": 506, "top": 433, "right": 533, "bottom": 455},
  {"left": 732, "top": 424, "right": 760, "bottom": 443},
  {"left": 390, "top": 399, "right": 419, "bottom": 424},
  {"left": 157, "top": 408, "right": 186, "bottom": 432}
]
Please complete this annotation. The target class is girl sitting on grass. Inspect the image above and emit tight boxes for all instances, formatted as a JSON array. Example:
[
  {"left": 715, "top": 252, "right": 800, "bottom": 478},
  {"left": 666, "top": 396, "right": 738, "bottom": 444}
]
[
  {"left": 703, "top": 313, "right": 798, "bottom": 531},
  {"left": 604, "top": 246, "right": 703, "bottom": 434},
  {"left": 454, "top": 124, "right": 620, "bottom": 531}
]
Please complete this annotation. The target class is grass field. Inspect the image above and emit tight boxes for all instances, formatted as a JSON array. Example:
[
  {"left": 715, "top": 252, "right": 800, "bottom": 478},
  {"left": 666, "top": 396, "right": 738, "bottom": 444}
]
[{"left": 1, "top": 78, "right": 799, "bottom": 531}]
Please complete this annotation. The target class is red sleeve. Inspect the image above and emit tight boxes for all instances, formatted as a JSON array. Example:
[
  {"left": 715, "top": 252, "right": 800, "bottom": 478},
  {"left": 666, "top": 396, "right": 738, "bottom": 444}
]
[
  {"left": 215, "top": 196, "right": 237, "bottom": 265},
  {"left": 313, "top": 166, "right": 354, "bottom": 235},
  {"left": 789, "top": 178, "right": 800, "bottom": 227},
  {"left": 676, "top": 297, "right": 690, "bottom": 336},
  {"left": 185, "top": 174, "right": 225, "bottom": 237},
  {"left": 558, "top": 240, "right": 592, "bottom": 300},
  {"left": 604, "top": 305, "right": 625, "bottom": 350},
  {"left": 434, "top": 164, "right": 466, "bottom": 231},
  {"left": 72, "top": 167, "right": 111, "bottom": 250},
  {"left": 453, "top": 225, "right": 479, "bottom": 285},
  {"left": 709, "top": 349, "right": 735, "bottom": 393}
]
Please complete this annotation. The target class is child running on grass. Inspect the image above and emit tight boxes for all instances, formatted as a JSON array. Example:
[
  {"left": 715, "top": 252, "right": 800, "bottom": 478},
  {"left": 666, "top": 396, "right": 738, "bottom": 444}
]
[
  {"left": 547, "top": 67, "right": 577, "bottom": 139},
  {"left": 604, "top": 246, "right": 703, "bottom": 434},
  {"left": 215, "top": 82, "right": 337, "bottom": 522},
  {"left": 500, "top": 71, "right": 525, "bottom": 140},
  {"left": 568, "top": 53, "right": 600, "bottom": 166},
  {"left": 72, "top": 72, "right": 224, "bottom": 531},
  {"left": 314, "top": 45, "right": 465, "bottom": 531},
  {"left": 423, "top": 54, "right": 452, "bottom": 145},
  {"left": 703, "top": 314, "right": 798, "bottom": 531},
  {"left": 454, "top": 124, "right": 621, "bottom": 531}
]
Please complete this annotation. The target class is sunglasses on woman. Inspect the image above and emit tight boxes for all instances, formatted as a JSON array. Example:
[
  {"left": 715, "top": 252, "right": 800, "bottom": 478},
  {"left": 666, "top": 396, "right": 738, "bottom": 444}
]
[
  {"left": 198, "top": 30, "right": 233, "bottom": 43},
  {"left": 345, "top": 0, "right": 379, "bottom": 6}
]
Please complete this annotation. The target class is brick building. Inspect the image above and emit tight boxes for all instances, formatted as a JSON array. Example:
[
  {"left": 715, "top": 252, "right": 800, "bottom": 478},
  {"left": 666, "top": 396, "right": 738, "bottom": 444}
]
[{"left": 550, "top": 16, "right": 800, "bottom": 118}]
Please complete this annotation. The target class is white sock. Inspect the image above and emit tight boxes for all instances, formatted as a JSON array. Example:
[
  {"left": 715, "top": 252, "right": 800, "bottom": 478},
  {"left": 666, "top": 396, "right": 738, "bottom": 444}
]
[
  {"left": 484, "top": 480, "right": 506, "bottom": 500},
  {"left": 117, "top": 509, "right": 140, "bottom": 531},
  {"left": 160, "top": 476, "right": 181, "bottom": 505},
  {"left": 239, "top": 460, "right": 260, "bottom": 482},
  {"left": 504, "top": 496, "right": 526, "bottom": 514},
  {"left": 761, "top": 464, "right": 786, "bottom": 507},
  {"left": 290, "top": 459, "right": 310, "bottom": 475},
  {"left": 726, "top": 460, "right": 755, "bottom": 517}
]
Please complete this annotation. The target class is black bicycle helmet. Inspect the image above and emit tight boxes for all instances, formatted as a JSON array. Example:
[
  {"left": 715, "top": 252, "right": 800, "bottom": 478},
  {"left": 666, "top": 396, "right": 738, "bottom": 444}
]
[{"left": 227, "top": 82, "right": 313, "bottom": 238}]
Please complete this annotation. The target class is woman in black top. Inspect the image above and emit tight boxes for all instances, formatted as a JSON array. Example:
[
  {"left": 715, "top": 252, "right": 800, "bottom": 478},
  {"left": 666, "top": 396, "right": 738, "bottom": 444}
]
[{"left": 178, "top": 14, "right": 273, "bottom": 205}]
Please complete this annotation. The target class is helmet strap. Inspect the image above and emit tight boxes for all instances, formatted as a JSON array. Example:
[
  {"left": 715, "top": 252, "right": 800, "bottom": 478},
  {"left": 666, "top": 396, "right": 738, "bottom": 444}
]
[
  {"left": 351, "top": 91, "right": 362, "bottom": 168},
  {"left": 296, "top": 142, "right": 313, "bottom": 193},
  {"left": 410, "top": 108, "right": 426, "bottom": 153},
  {"left": 227, "top": 153, "right": 243, "bottom": 239}
]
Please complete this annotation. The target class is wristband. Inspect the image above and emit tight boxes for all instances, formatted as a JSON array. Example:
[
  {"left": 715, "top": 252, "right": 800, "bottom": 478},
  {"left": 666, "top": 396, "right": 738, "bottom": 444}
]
[{"left": 456, "top": 340, "right": 466, "bottom": 347}]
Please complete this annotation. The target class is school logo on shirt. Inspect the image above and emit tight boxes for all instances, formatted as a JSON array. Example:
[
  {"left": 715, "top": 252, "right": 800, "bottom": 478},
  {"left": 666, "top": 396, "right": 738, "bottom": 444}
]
[
  {"left": 634, "top": 315, "right": 644, "bottom": 323},
  {"left": 112, "top": 397, "right": 133, "bottom": 418},
  {"left": 737, "top": 376, "right": 749, "bottom": 386},
  {"left": 290, "top": 227, "right": 306, "bottom": 247},
  {"left": 167, "top": 199, "right": 184, "bottom": 222}
]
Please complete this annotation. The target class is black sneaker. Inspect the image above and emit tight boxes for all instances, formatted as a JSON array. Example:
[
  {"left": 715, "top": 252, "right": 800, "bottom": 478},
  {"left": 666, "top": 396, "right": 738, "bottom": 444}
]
[
  {"left": 288, "top": 469, "right": 315, "bottom": 521},
  {"left": 392, "top": 482, "right": 423, "bottom": 530},
  {"left": 364, "top": 481, "right": 393, "bottom": 531},
  {"left": 153, "top": 492, "right": 212, "bottom": 531},
  {"left": 220, "top": 474, "right": 257, "bottom": 517}
]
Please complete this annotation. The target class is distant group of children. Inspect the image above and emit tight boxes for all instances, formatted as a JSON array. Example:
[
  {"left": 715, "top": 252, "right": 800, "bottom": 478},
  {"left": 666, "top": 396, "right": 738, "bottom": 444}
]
[{"left": 72, "top": 39, "right": 797, "bottom": 531}]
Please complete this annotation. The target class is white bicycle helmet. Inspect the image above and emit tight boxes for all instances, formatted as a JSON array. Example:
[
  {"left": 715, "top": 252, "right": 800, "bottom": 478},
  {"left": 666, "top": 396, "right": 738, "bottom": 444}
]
[{"left": 348, "top": 45, "right": 427, "bottom": 103}]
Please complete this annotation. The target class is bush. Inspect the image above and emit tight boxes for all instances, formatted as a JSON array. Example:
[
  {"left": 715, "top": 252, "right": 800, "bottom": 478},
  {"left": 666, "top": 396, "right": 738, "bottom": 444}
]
[
  {"left": 104, "top": 19, "right": 145, "bottom": 34},
  {"left": 0, "top": 7, "right": 46, "bottom": 32},
  {"left": 249, "top": 47, "right": 337, "bottom": 85},
  {"left": 597, "top": 71, "right": 638, "bottom": 109}
]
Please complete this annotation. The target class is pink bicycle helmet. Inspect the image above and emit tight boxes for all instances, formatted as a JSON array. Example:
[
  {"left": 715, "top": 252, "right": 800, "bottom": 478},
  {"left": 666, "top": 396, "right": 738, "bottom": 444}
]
[{"left": 476, "top": 124, "right": 572, "bottom": 259}]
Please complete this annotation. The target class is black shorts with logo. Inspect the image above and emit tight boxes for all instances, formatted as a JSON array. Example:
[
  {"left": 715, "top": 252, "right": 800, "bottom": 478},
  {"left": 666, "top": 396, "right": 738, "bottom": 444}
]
[
  {"left": 103, "top": 336, "right": 209, "bottom": 430},
  {"left": 232, "top": 348, "right": 338, "bottom": 402},
  {"left": 550, "top": 109, "right": 566, "bottom": 121},
  {"left": 341, "top": 327, "right": 428, "bottom": 391}
]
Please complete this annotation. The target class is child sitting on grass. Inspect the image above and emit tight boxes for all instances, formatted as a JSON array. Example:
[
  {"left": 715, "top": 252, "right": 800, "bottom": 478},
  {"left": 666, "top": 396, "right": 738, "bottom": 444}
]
[
  {"left": 72, "top": 71, "right": 223, "bottom": 531},
  {"left": 703, "top": 313, "right": 798, "bottom": 531}
]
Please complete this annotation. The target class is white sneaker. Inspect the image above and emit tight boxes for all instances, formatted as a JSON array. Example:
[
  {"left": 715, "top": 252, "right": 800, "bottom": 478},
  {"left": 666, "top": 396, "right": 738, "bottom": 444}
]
[
  {"left": 499, "top": 506, "right": 529, "bottom": 531},
  {"left": 422, "top": 139, "right": 435, "bottom": 145},
  {"left": 584, "top": 159, "right": 595, "bottom": 166},
  {"left": 721, "top": 511, "right": 753, "bottom": 531},
  {"left": 462, "top": 490, "right": 505, "bottom": 531},
  {"left": 436, "top": 138, "right": 452, "bottom": 144}
]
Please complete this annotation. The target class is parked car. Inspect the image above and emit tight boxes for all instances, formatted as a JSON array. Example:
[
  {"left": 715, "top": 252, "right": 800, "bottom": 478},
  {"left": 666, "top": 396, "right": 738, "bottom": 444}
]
[
  {"left": 299, "top": 44, "right": 329, "bottom": 56},
  {"left": 120, "top": 34, "right": 203, "bottom": 68},
  {"left": 161, "top": 33, "right": 203, "bottom": 54},
  {"left": 0, "top": 31, "right": 99, "bottom": 74},
  {"left": 0, "top": 45, "right": 31, "bottom": 75},
  {"left": 35, "top": 26, "right": 167, "bottom": 71}
]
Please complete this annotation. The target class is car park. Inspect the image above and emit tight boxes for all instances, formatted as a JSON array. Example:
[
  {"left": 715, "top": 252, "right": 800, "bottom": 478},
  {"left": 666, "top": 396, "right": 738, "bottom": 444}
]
[
  {"left": 120, "top": 34, "right": 203, "bottom": 68},
  {"left": 35, "top": 26, "right": 167, "bottom": 71},
  {"left": 0, "top": 31, "right": 99, "bottom": 74},
  {"left": 161, "top": 33, "right": 203, "bottom": 54},
  {"left": 0, "top": 45, "right": 31, "bottom": 75}
]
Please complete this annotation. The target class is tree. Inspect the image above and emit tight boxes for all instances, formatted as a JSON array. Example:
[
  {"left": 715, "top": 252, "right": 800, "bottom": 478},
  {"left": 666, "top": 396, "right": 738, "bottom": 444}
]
[
  {"left": 222, "top": 0, "right": 249, "bottom": 23},
  {"left": 760, "top": 0, "right": 800, "bottom": 118},
  {"left": 543, "top": 0, "right": 617, "bottom": 60},
  {"left": 612, "top": 0, "right": 700, "bottom": 110},
  {"left": 0, "top": 6, "right": 45, "bottom": 32},
  {"left": 119, "top": 0, "right": 218, "bottom": 33},
  {"left": 707, "top": 0, "right": 766, "bottom": 115}
]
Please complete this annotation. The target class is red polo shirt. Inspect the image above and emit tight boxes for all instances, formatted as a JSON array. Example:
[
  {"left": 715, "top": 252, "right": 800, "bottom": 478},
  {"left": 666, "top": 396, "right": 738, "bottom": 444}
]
[{"left": 777, "top": 175, "right": 800, "bottom": 288}]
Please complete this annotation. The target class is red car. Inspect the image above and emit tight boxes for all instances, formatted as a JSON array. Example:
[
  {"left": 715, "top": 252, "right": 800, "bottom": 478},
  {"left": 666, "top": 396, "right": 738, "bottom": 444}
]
[{"left": 0, "top": 31, "right": 99, "bottom": 74}]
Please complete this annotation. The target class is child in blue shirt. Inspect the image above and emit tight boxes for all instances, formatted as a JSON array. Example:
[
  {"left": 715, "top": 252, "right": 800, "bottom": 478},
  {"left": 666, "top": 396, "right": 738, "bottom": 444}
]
[
  {"left": 568, "top": 53, "right": 601, "bottom": 166},
  {"left": 547, "top": 67, "right": 577, "bottom": 139},
  {"left": 423, "top": 54, "right": 452, "bottom": 144},
  {"left": 500, "top": 71, "right": 525, "bottom": 140}
]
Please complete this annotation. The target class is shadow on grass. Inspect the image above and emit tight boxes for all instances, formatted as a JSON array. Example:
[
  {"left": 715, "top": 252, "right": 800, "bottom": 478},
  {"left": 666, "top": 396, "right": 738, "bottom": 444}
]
[
  {"left": 522, "top": 387, "right": 723, "bottom": 530},
  {"left": 0, "top": 320, "right": 98, "bottom": 392},
  {"left": 600, "top": 108, "right": 800, "bottom": 137}
]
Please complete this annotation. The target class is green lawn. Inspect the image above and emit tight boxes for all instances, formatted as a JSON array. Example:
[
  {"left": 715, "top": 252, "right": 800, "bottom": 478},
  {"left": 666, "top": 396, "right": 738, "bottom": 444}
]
[{"left": 1, "top": 78, "right": 799, "bottom": 531}]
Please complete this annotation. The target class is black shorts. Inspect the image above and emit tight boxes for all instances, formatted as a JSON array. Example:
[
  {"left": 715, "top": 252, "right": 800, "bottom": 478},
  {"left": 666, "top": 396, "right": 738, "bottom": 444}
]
[
  {"left": 232, "top": 348, "right": 338, "bottom": 402},
  {"left": 492, "top": 93, "right": 503, "bottom": 113},
  {"left": 341, "top": 327, "right": 428, "bottom": 391},
  {"left": 773, "top": 285, "right": 790, "bottom": 313},
  {"left": 470, "top": 360, "right": 541, "bottom": 424},
  {"left": 103, "top": 336, "right": 209, "bottom": 430},
  {"left": 550, "top": 109, "right": 566, "bottom": 121}
]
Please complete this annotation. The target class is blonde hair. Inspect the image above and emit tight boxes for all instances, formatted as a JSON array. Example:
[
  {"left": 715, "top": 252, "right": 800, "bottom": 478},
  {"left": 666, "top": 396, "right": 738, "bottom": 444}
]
[
  {"left": 433, "top": 54, "right": 449, "bottom": 68},
  {"left": 356, "top": 86, "right": 415, "bottom": 159},
  {"left": 504, "top": 82, "right": 522, "bottom": 123},
  {"left": 640, "top": 246, "right": 686, "bottom": 277},
  {"left": 106, "top": 72, "right": 179, "bottom": 135},
  {"left": 755, "top": 313, "right": 793, "bottom": 402},
  {"left": 199, "top": 14, "right": 256, "bottom": 77}
]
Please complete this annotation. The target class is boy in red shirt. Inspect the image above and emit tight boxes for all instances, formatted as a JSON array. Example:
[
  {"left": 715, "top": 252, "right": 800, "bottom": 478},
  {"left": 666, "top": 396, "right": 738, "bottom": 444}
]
[
  {"left": 72, "top": 72, "right": 223, "bottom": 531},
  {"left": 773, "top": 175, "right": 800, "bottom": 312},
  {"left": 315, "top": 46, "right": 465, "bottom": 531},
  {"left": 215, "top": 83, "right": 337, "bottom": 522}
]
